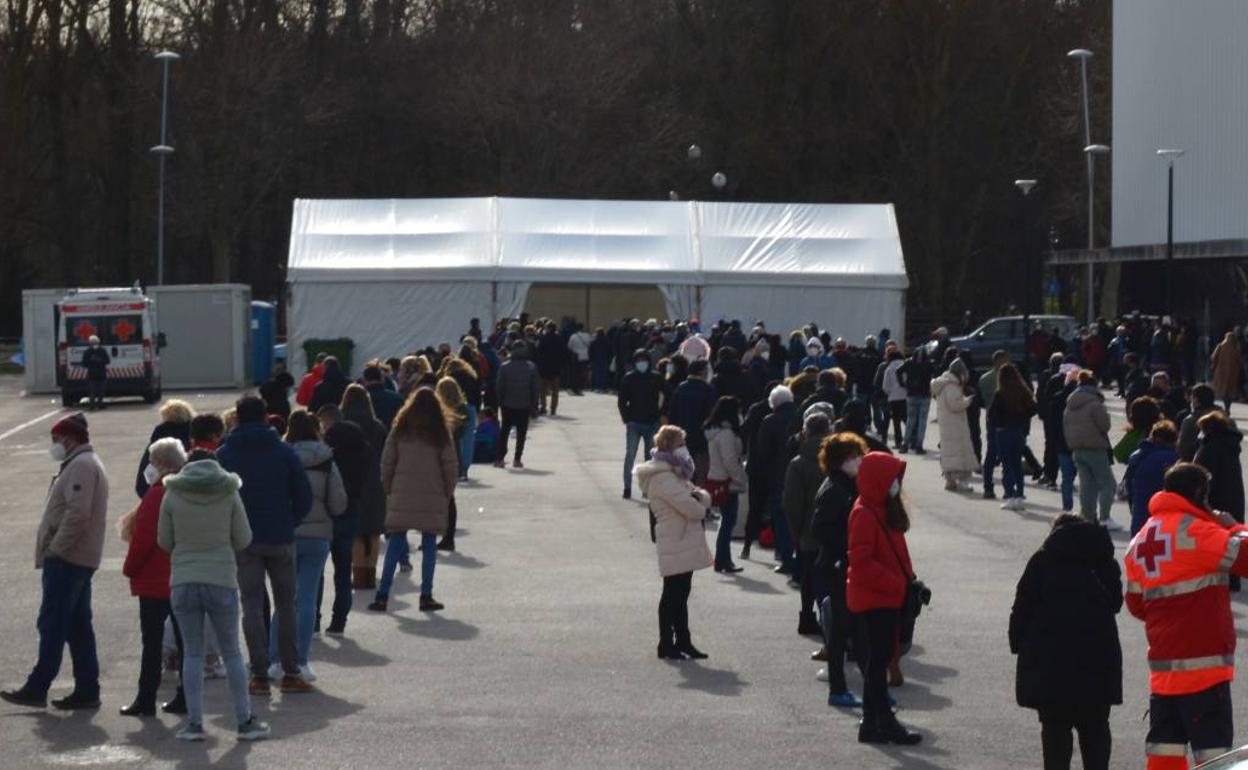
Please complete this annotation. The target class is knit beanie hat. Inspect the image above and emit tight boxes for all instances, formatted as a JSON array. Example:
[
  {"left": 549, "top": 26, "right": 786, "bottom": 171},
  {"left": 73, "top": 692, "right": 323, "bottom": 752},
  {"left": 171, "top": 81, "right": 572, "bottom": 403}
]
[{"left": 51, "top": 412, "right": 89, "bottom": 444}]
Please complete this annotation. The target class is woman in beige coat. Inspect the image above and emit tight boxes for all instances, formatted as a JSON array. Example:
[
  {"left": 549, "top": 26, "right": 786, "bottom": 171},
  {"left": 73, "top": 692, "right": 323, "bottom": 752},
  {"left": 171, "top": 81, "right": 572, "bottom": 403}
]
[
  {"left": 635, "top": 425, "right": 712, "bottom": 660},
  {"left": 369, "top": 388, "right": 458, "bottom": 613},
  {"left": 1210, "top": 331, "right": 1241, "bottom": 413},
  {"left": 931, "top": 358, "right": 978, "bottom": 492}
]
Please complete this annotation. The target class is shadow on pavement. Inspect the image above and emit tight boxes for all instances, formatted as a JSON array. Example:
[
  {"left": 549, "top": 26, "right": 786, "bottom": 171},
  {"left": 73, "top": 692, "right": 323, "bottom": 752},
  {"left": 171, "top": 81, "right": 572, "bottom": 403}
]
[
  {"left": 901, "top": 654, "right": 958, "bottom": 685},
  {"left": 439, "top": 552, "right": 487, "bottom": 570},
  {"left": 316, "top": 635, "right": 391, "bottom": 669},
  {"left": 393, "top": 614, "right": 480, "bottom": 642},
  {"left": 865, "top": 739, "right": 956, "bottom": 769},
  {"left": 256, "top": 688, "right": 364, "bottom": 740},
  {"left": 674, "top": 663, "right": 748, "bottom": 696},
  {"left": 893, "top": 679, "right": 953, "bottom": 712},
  {"left": 26, "top": 710, "right": 110, "bottom": 752},
  {"left": 717, "top": 574, "right": 784, "bottom": 595},
  {"left": 510, "top": 467, "right": 554, "bottom": 476}
]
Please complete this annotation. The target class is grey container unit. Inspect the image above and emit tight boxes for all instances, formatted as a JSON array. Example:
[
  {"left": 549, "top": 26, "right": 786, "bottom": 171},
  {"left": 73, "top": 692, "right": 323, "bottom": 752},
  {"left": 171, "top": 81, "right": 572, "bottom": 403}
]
[
  {"left": 20, "top": 288, "right": 66, "bottom": 394},
  {"left": 148, "top": 284, "right": 252, "bottom": 390}
]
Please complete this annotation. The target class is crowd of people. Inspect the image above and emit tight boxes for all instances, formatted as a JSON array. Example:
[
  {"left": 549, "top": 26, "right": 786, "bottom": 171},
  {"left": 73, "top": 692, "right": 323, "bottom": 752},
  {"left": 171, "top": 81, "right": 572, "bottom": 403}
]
[{"left": 5, "top": 310, "right": 1248, "bottom": 764}]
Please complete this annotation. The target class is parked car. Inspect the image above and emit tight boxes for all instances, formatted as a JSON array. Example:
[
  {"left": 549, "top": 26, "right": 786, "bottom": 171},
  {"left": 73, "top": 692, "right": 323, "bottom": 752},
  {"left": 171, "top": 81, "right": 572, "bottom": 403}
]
[{"left": 928, "top": 314, "right": 1078, "bottom": 365}]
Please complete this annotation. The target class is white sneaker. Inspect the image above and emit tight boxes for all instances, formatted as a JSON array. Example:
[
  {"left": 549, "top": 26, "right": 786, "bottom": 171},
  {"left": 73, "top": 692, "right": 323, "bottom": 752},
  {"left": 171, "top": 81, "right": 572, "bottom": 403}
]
[
  {"left": 815, "top": 667, "right": 829, "bottom": 682},
  {"left": 1011, "top": 498, "right": 1027, "bottom": 512},
  {"left": 1000, "top": 498, "right": 1015, "bottom": 510},
  {"left": 1102, "top": 517, "right": 1124, "bottom": 531},
  {"left": 299, "top": 664, "right": 317, "bottom": 683},
  {"left": 267, "top": 663, "right": 282, "bottom": 681}
]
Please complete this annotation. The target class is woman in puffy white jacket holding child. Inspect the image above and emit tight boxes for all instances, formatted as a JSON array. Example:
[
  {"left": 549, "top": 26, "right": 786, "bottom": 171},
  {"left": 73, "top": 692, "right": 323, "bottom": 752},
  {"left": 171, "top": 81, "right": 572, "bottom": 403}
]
[{"left": 635, "top": 425, "right": 713, "bottom": 661}]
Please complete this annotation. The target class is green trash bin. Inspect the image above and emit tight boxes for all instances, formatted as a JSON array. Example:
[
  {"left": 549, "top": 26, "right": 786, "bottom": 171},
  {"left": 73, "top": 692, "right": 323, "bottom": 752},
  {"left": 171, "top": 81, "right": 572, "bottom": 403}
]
[{"left": 302, "top": 338, "right": 355, "bottom": 376}]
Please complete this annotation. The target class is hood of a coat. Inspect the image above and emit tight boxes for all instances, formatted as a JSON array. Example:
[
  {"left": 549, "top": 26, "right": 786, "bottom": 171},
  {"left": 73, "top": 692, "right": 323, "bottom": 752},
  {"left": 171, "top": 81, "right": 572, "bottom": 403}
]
[
  {"left": 799, "top": 432, "right": 825, "bottom": 461},
  {"left": 225, "top": 422, "right": 283, "bottom": 451},
  {"left": 929, "top": 369, "right": 959, "bottom": 398},
  {"left": 1201, "top": 422, "right": 1243, "bottom": 456},
  {"left": 292, "top": 440, "right": 334, "bottom": 467},
  {"left": 634, "top": 458, "right": 677, "bottom": 496},
  {"left": 705, "top": 425, "right": 737, "bottom": 442},
  {"left": 857, "top": 451, "right": 906, "bottom": 508},
  {"left": 1147, "top": 489, "right": 1216, "bottom": 522},
  {"left": 164, "top": 458, "right": 242, "bottom": 502},
  {"left": 1043, "top": 517, "right": 1113, "bottom": 566},
  {"left": 1065, "top": 388, "right": 1104, "bottom": 415}
]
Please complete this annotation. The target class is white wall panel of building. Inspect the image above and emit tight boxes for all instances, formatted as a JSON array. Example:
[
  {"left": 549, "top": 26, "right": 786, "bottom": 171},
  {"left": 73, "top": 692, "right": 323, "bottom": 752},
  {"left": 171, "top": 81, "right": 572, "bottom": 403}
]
[{"left": 1112, "top": 0, "right": 1248, "bottom": 247}]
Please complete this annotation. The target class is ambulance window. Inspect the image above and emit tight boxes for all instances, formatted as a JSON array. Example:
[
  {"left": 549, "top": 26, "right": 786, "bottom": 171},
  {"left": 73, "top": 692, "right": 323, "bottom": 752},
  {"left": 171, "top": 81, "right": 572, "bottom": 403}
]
[{"left": 65, "top": 315, "right": 144, "bottom": 345}]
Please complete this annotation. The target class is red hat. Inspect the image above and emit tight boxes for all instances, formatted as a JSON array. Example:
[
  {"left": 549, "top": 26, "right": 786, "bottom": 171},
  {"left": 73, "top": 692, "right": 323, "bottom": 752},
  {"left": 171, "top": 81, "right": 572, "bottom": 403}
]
[{"left": 51, "top": 412, "right": 90, "bottom": 443}]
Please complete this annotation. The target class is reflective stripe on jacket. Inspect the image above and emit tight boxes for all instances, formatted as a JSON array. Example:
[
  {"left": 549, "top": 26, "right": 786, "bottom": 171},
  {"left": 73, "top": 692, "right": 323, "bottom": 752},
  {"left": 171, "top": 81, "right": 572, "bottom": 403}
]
[{"left": 1124, "top": 490, "right": 1248, "bottom": 695}]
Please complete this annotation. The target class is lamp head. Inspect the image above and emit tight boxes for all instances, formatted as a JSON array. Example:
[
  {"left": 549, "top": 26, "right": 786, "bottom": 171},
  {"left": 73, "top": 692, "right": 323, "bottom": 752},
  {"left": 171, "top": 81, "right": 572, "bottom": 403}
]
[
  {"left": 1084, "top": 144, "right": 1111, "bottom": 155},
  {"left": 154, "top": 51, "right": 181, "bottom": 61},
  {"left": 711, "top": 172, "right": 728, "bottom": 189},
  {"left": 1067, "top": 48, "right": 1093, "bottom": 60},
  {"left": 1157, "top": 149, "right": 1185, "bottom": 163},
  {"left": 1014, "top": 179, "right": 1038, "bottom": 195}
]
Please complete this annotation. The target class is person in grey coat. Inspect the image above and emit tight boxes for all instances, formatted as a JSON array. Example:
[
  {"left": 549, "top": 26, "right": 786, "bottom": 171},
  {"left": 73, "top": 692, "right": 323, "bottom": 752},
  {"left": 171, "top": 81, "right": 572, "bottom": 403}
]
[
  {"left": 495, "top": 342, "right": 541, "bottom": 468},
  {"left": 1063, "top": 370, "right": 1119, "bottom": 529}
]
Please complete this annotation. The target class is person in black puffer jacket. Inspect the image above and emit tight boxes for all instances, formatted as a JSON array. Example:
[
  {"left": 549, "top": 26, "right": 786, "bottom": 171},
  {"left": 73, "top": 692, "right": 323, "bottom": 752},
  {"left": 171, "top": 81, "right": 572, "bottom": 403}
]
[
  {"left": 1009, "top": 514, "right": 1122, "bottom": 770},
  {"left": 811, "top": 432, "right": 869, "bottom": 708},
  {"left": 711, "top": 347, "right": 758, "bottom": 409},
  {"left": 1195, "top": 409, "right": 1245, "bottom": 591},
  {"left": 747, "top": 386, "right": 798, "bottom": 573}
]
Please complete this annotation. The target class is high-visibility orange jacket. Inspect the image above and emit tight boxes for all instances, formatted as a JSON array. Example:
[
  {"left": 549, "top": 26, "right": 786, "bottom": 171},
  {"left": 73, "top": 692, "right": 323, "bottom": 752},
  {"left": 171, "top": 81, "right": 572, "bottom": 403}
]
[{"left": 1125, "top": 491, "right": 1248, "bottom": 695}]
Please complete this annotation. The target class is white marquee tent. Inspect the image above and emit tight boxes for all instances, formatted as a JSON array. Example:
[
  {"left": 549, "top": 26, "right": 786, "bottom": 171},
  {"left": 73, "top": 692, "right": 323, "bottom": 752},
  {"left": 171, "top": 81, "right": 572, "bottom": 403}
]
[{"left": 286, "top": 197, "right": 907, "bottom": 370}]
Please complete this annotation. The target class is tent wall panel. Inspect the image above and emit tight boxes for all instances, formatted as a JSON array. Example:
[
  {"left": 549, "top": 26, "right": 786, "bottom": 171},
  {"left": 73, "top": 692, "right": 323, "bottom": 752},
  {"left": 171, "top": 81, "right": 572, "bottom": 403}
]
[
  {"left": 700, "top": 285, "right": 905, "bottom": 342},
  {"left": 587, "top": 286, "right": 667, "bottom": 331}
]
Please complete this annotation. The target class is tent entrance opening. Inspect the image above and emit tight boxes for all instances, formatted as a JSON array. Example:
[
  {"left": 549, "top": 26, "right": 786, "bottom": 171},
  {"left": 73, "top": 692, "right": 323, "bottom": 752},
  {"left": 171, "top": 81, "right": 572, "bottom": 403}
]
[{"left": 523, "top": 284, "right": 667, "bottom": 329}]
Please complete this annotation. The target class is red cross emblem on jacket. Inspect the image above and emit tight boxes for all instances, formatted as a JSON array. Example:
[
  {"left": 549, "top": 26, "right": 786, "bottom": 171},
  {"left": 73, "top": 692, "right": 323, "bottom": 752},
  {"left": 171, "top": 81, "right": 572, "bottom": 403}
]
[{"left": 1133, "top": 520, "right": 1172, "bottom": 578}]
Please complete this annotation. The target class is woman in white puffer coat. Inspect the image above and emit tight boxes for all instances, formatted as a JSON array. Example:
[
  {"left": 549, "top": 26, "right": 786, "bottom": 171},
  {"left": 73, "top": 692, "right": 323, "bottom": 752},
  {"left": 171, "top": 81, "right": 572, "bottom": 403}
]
[
  {"left": 635, "top": 425, "right": 712, "bottom": 661},
  {"left": 931, "top": 358, "right": 978, "bottom": 491}
]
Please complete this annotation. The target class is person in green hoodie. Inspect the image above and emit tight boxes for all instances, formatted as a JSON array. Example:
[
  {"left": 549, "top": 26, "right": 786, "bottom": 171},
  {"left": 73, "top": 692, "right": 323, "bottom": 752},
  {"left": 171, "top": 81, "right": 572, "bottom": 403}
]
[
  {"left": 158, "top": 451, "right": 270, "bottom": 743},
  {"left": 784, "top": 410, "right": 834, "bottom": 637}
]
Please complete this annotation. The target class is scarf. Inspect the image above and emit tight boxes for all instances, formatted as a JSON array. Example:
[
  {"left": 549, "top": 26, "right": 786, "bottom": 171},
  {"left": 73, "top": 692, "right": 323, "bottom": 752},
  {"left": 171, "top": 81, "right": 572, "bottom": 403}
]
[{"left": 651, "top": 450, "right": 694, "bottom": 481}]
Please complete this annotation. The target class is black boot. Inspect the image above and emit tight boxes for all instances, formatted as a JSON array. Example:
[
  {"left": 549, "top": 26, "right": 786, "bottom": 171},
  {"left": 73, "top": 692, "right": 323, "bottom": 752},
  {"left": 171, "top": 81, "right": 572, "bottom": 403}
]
[
  {"left": 162, "top": 688, "right": 186, "bottom": 714},
  {"left": 50, "top": 691, "right": 101, "bottom": 710},
  {"left": 859, "top": 716, "right": 922, "bottom": 745},
  {"left": 0, "top": 687, "right": 46, "bottom": 708},
  {"left": 797, "top": 611, "right": 822, "bottom": 636},
  {"left": 656, "top": 642, "right": 685, "bottom": 660},
  {"left": 119, "top": 698, "right": 156, "bottom": 717},
  {"left": 982, "top": 486, "right": 996, "bottom": 500}
]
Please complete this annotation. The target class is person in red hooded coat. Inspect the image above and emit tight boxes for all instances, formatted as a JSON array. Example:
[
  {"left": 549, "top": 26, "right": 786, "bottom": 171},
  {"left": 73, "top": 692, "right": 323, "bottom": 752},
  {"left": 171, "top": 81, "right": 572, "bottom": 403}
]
[
  {"left": 846, "top": 451, "right": 922, "bottom": 745},
  {"left": 295, "top": 354, "right": 327, "bottom": 408}
]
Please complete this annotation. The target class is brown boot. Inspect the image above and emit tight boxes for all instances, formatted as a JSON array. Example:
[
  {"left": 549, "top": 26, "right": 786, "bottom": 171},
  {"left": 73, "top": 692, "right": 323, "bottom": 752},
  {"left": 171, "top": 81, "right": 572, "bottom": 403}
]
[
  {"left": 352, "top": 567, "right": 375, "bottom": 590},
  {"left": 888, "top": 660, "right": 904, "bottom": 687}
]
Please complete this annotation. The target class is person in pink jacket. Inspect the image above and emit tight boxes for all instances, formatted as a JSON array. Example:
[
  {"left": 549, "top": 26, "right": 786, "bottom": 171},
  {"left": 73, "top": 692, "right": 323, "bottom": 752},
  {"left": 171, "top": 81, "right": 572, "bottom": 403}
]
[{"left": 635, "top": 425, "right": 712, "bottom": 661}]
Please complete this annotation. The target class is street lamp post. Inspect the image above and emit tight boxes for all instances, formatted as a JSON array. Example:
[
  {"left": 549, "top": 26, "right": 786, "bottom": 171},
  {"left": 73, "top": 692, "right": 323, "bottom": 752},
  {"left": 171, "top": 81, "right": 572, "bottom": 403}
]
[
  {"left": 1157, "top": 149, "right": 1185, "bottom": 317},
  {"left": 151, "top": 51, "right": 180, "bottom": 286},
  {"left": 1067, "top": 48, "right": 1096, "bottom": 324},
  {"left": 1015, "top": 179, "right": 1037, "bottom": 338}
]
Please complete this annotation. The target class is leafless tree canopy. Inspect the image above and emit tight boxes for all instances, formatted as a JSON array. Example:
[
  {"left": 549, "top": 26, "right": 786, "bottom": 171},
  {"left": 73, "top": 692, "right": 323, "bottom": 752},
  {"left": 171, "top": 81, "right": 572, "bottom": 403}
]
[{"left": 0, "top": 0, "right": 1109, "bottom": 334}]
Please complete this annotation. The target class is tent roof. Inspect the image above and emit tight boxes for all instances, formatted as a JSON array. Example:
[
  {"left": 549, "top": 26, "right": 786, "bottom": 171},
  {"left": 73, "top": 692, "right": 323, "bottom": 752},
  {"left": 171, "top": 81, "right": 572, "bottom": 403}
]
[{"left": 287, "top": 197, "right": 907, "bottom": 288}]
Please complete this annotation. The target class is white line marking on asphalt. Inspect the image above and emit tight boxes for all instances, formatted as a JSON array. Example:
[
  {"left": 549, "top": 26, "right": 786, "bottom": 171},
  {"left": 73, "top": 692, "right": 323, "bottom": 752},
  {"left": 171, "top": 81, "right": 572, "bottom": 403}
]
[{"left": 0, "top": 409, "right": 62, "bottom": 443}]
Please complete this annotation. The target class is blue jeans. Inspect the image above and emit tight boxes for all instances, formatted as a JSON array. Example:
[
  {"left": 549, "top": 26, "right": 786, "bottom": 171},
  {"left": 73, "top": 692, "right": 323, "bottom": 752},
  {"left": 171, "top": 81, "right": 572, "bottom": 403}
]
[
  {"left": 269, "top": 538, "right": 331, "bottom": 667},
  {"left": 377, "top": 532, "right": 437, "bottom": 599},
  {"left": 592, "top": 360, "right": 609, "bottom": 391},
  {"left": 769, "top": 486, "right": 796, "bottom": 571},
  {"left": 996, "top": 426, "right": 1026, "bottom": 499},
  {"left": 24, "top": 556, "right": 99, "bottom": 697},
  {"left": 624, "top": 421, "right": 658, "bottom": 493},
  {"left": 715, "top": 493, "right": 739, "bottom": 567},
  {"left": 460, "top": 405, "right": 478, "bottom": 474},
  {"left": 1058, "top": 452, "right": 1076, "bottom": 512},
  {"left": 171, "top": 583, "right": 251, "bottom": 727},
  {"left": 905, "top": 396, "right": 930, "bottom": 451}
]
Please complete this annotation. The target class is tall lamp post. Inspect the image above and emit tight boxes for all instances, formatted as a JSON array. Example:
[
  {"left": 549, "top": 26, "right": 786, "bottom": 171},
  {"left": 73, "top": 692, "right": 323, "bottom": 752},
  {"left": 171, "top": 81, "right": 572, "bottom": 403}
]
[
  {"left": 1084, "top": 143, "right": 1111, "bottom": 322},
  {"left": 1157, "top": 148, "right": 1185, "bottom": 318},
  {"left": 1015, "top": 179, "right": 1037, "bottom": 338},
  {"left": 151, "top": 51, "right": 180, "bottom": 286},
  {"left": 1067, "top": 48, "right": 1097, "bottom": 324}
]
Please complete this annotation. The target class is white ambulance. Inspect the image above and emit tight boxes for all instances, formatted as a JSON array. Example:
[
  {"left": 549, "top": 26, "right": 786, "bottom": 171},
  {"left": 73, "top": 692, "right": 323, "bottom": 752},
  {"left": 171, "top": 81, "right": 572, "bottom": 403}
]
[{"left": 56, "top": 287, "right": 162, "bottom": 407}]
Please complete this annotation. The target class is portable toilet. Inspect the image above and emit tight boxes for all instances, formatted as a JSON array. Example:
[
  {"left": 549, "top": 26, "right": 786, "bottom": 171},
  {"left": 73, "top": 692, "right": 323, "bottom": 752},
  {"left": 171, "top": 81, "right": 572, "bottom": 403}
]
[{"left": 251, "top": 301, "right": 276, "bottom": 385}]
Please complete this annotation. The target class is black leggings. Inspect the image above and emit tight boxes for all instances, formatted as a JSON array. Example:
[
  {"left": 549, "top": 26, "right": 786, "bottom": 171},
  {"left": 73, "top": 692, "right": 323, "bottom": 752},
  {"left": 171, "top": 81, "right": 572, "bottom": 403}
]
[
  {"left": 888, "top": 400, "right": 906, "bottom": 447},
  {"left": 1039, "top": 703, "right": 1111, "bottom": 770},
  {"left": 861, "top": 608, "right": 899, "bottom": 726},
  {"left": 658, "top": 572, "right": 693, "bottom": 646},
  {"left": 499, "top": 407, "right": 531, "bottom": 462},
  {"left": 138, "top": 597, "right": 182, "bottom": 706}
]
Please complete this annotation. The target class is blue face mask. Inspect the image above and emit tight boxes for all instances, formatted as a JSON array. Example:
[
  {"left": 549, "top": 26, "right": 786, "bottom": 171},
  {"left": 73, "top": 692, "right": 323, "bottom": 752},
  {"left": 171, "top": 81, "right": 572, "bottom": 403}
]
[{"left": 635, "top": 361, "right": 650, "bottom": 374}]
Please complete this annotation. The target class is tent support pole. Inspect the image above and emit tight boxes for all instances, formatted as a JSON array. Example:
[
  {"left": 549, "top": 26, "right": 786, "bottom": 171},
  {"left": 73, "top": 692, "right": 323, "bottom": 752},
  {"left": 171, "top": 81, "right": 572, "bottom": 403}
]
[
  {"left": 491, "top": 281, "right": 498, "bottom": 331},
  {"left": 696, "top": 285, "right": 703, "bottom": 322}
]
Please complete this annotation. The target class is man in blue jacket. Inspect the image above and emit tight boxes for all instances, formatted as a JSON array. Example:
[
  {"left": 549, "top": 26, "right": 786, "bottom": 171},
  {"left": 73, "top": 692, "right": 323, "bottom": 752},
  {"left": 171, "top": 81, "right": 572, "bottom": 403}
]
[
  {"left": 668, "top": 359, "right": 717, "bottom": 483},
  {"left": 217, "top": 396, "right": 314, "bottom": 694}
]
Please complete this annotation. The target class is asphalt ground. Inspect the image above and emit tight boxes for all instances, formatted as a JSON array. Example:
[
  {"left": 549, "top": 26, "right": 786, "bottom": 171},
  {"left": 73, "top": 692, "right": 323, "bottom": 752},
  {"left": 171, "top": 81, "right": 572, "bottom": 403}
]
[{"left": 1, "top": 375, "right": 1247, "bottom": 769}]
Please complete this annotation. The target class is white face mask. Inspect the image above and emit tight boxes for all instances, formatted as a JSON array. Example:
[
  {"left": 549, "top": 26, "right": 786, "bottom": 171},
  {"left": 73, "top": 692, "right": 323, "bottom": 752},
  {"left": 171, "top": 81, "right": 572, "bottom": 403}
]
[
  {"left": 759, "top": 352, "right": 770, "bottom": 361},
  {"left": 143, "top": 464, "right": 162, "bottom": 486},
  {"left": 889, "top": 479, "right": 901, "bottom": 498},
  {"left": 673, "top": 446, "right": 692, "bottom": 464},
  {"left": 843, "top": 457, "right": 862, "bottom": 477},
  {"left": 635, "top": 361, "right": 650, "bottom": 374},
  {"left": 49, "top": 442, "right": 67, "bottom": 462},
  {"left": 665, "top": 364, "right": 675, "bottom": 376}
]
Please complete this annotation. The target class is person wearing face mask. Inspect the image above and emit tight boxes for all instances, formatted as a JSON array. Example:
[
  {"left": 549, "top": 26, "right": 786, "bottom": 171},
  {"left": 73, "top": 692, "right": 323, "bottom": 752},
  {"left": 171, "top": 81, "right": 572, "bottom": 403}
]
[
  {"left": 634, "top": 425, "right": 713, "bottom": 660},
  {"left": 799, "top": 338, "right": 834, "bottom": 371},
  {"left": 2, "top": 413, "right": 109, "bottom": 710},
  {"left": 667, "top": 359, "right": 717, "bottom": 484},
  {"left": 811, "top": 433, "right": 869, "bottom": 707},
  {"left": 120, "top": 438, "right": 188, "bottom": 717},
  {"left": 618, "top": 350, "right": 663, "bottom": 499},
  {"left": 846, "top": 452, "right": 922, "bottom": 745},
  {"left": 81, "top": 335, "right": 110, "bottom": 411},
  {"left": 746, "top": 339, "right": 771, "bottom": 398}
]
